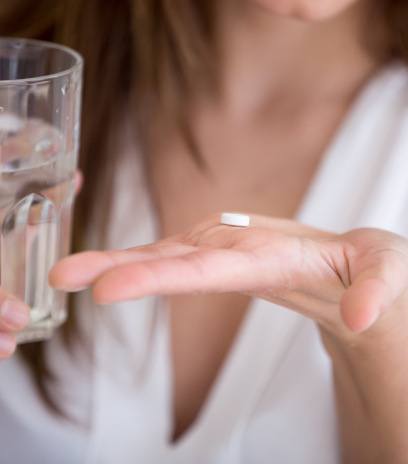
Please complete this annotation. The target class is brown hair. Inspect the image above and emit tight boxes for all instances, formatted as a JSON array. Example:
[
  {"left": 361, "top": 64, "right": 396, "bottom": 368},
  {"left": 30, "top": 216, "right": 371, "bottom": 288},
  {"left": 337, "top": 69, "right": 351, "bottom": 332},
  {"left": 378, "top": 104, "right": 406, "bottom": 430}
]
[{"left": 0, "top": 0, "right": 407, "bottom": 415}]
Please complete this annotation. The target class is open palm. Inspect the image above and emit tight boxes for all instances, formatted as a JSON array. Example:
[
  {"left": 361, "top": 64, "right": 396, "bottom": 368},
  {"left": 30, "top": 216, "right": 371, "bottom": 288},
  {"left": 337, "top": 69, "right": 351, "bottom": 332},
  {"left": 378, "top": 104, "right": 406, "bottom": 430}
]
[{"left": 50, "top": 214, "right": 408, "bottom": 337}]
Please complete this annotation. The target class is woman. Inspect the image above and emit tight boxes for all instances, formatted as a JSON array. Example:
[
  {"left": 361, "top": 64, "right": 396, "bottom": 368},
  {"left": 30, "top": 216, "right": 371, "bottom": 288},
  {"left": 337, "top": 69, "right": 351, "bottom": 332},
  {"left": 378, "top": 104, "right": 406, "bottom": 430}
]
[{"left": 0, "top": 0, "right": 407, "bottom": 462}]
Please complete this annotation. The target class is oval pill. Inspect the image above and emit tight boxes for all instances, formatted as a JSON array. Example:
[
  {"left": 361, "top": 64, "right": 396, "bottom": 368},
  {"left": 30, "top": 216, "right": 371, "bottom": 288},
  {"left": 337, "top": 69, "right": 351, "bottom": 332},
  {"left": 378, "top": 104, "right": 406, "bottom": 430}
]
[{"left": 220, "top": 212, "right": 250, "bottom": 227}]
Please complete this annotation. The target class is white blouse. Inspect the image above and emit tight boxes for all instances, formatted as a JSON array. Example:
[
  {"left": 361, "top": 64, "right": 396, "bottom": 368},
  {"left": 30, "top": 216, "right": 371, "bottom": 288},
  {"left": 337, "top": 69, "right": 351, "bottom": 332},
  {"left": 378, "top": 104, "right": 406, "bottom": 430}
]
[{"left": 1, "top": 63, "right": 408, "bottom": 464}]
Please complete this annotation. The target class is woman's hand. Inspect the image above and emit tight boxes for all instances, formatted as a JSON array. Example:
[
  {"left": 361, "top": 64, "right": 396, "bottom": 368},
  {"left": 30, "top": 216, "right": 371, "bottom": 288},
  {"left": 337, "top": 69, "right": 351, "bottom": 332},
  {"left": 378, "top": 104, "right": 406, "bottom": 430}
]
[
  {"left": 49, "top": 213, "right": 408, "bottom": 341},
  {"left": 0, "top": 293, "right": 29, "bottom": 358},
  {"left": 0, "top": 170, "right": 83, "bottom": 360}
]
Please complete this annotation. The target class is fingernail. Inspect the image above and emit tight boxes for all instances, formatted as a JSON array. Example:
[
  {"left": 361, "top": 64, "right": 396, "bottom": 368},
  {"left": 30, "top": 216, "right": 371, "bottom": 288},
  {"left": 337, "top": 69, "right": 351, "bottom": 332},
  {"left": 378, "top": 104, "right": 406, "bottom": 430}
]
[
  {"left": 0, "top": 333, "right": 16, "bottom": 355},
  {"left": 71, "top": 285, "right": 88, "bottom": 292},
  {"left": 57, "top": 285, "right": 88, "bottom": 292},
  {"left": 0, "top": 299, "right": 29, "bottom": 329}
]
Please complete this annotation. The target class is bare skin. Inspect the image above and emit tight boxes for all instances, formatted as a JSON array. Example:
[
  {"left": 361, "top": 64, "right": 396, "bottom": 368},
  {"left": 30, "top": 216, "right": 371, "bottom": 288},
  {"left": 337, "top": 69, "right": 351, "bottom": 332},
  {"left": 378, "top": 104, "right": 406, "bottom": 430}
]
[{"left": 147, "top": 0, "right": 379, "bottom": 442}]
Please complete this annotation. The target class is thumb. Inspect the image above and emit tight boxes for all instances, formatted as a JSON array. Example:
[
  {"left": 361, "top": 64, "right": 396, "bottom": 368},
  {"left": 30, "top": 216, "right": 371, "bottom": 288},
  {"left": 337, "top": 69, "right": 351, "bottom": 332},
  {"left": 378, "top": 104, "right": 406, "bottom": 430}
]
[
  {"left": 340, "top": 277, "right": 393, "bottom": 333},
  {"left": 340, "top": 253, "right": 407, "bottom": 333}
]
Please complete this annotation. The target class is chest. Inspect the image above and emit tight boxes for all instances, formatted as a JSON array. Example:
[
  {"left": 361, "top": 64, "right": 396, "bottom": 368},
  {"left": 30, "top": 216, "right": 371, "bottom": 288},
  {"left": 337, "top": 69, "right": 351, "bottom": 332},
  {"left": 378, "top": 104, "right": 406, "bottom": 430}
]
[
  {"left": 149, "top": 101, "right": 346, "bottom": 234},
  {"left": 147, "top": 102, "right": 347, "bottom": 441}
]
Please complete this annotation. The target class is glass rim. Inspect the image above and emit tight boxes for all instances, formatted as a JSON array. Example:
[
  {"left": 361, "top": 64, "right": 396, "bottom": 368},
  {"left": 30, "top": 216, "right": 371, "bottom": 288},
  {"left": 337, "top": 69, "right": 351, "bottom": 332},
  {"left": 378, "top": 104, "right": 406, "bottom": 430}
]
[{"left": 0, "top": 37, "right": 83, "bottom": 85}]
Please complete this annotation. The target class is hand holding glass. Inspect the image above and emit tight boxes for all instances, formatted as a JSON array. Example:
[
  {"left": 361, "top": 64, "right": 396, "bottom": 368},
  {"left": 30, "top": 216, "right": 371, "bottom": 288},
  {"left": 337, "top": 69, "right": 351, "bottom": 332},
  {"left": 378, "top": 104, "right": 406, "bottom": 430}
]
[{"left": 0, "top": 38, "right": 82, "bottom": 343}]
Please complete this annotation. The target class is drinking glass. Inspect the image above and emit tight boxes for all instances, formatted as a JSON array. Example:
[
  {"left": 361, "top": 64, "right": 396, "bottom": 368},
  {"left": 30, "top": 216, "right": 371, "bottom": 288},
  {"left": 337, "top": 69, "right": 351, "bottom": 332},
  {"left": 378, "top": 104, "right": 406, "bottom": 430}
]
[{"left": 0, "top": 38, "right": 83, "bottom": 343}]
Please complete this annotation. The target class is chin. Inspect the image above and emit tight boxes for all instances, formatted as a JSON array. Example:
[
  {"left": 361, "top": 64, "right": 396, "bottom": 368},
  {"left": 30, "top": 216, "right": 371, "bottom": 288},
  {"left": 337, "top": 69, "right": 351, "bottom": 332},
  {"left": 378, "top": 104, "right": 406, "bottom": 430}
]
[{"left": 252, "top": 0, "right": 360, "bottom": 21}]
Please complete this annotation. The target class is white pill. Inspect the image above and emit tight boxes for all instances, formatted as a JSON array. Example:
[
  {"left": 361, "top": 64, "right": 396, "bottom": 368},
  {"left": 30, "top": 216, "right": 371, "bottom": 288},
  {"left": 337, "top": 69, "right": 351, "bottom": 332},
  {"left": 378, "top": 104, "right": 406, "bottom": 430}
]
[{"left": 220, "top": 212, "right": 250, "bottom": 227}]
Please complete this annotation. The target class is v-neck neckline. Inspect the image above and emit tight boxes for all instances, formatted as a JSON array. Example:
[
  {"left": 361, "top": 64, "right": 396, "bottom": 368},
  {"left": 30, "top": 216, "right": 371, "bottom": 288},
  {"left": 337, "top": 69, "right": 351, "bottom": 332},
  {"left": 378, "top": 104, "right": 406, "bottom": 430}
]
[{"left": 160, "top": 63, "right": 406, "bottom": 458}]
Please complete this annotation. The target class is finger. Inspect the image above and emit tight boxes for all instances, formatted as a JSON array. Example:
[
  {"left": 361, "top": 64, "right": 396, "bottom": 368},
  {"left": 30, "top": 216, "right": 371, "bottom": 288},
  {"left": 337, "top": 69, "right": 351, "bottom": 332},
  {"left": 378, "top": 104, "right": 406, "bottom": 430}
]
[
  {"left": 341, "top": 259, "right": 406, "bottom": 333},
  {"left": 341, "top": 278, "right": 390, "bottom": 333},
  {"left": 91, "top": 246, "right": 288, "bottom": 304},
  {"left": 0, "top": 332, "right": 17, "bottom": 359},
  {"left": 92, "top": 250, "right": 252, "bottom": 304},
  {"left": 74, "top": 170, "right": 83, "bottom": 195},
  {"left": 49, "top": 242, "right": 197, "bottom": 291},
  {"left": 0, "top": 294, "right": 30, "bottom": 332}
]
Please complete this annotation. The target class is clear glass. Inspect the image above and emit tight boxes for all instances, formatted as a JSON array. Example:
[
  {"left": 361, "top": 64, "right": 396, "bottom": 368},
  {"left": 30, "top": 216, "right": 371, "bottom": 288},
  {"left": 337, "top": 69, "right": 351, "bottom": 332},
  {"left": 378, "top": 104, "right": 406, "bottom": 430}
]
[{"left": 0, "top": 38, "right": 83, "bottom": 343}]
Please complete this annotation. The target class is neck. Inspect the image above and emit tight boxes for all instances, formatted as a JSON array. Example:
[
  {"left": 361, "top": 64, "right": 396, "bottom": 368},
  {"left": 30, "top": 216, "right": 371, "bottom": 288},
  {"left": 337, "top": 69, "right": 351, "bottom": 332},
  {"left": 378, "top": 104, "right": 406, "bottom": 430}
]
[{"left": 214, "top": 1, "right": 387, "bottom": 114}]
